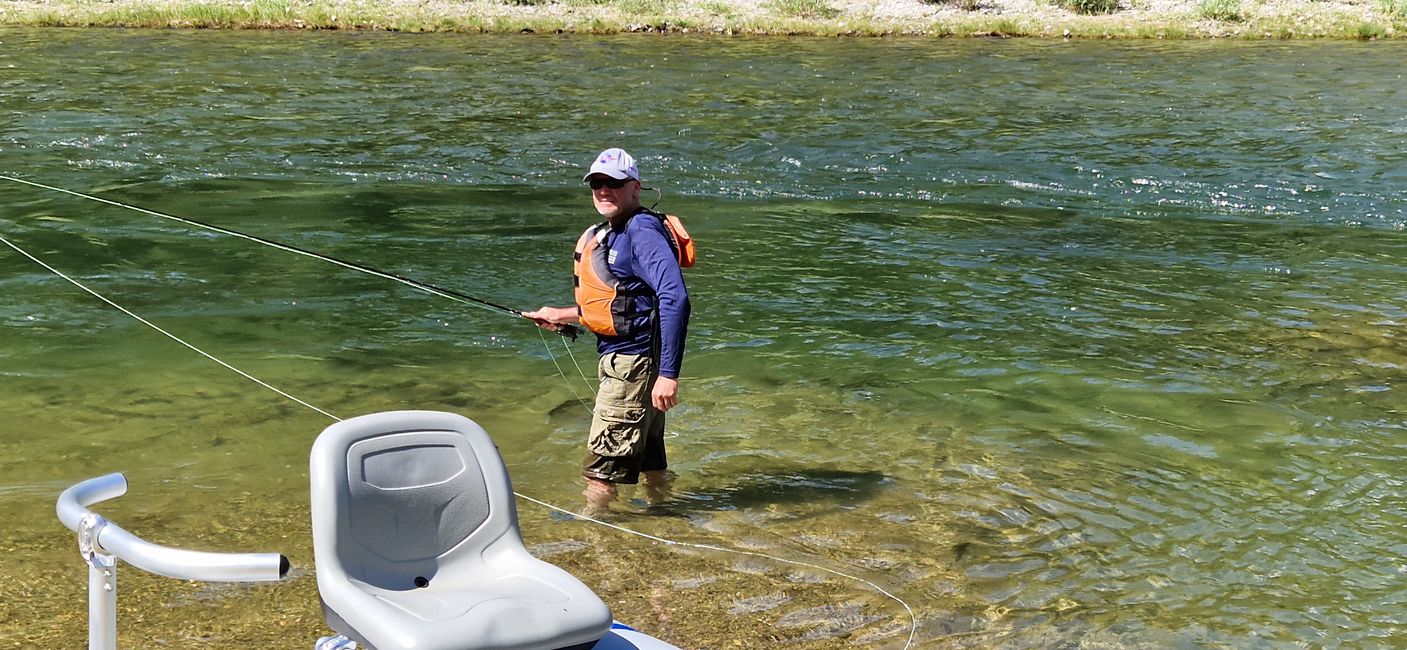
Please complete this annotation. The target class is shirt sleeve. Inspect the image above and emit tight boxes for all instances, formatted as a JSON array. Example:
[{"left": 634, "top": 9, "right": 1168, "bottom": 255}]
[{"left": 630, "top": 216, "right": 691, "bottom": 379}]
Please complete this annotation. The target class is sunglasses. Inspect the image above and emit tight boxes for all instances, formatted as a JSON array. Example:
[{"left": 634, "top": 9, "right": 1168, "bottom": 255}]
[{"left": 588, "top": 177, "right": 631, "bottom": 190}]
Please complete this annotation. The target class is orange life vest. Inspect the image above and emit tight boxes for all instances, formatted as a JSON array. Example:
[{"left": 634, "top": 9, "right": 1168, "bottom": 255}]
[{"left": 574, "top": 211, "right": 694, "bottom": 337}]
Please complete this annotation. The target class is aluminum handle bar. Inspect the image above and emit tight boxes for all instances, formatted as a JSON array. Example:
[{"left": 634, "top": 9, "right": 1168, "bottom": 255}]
[{"left": 57, "top": 473, "right": 289, "bottom": 582}]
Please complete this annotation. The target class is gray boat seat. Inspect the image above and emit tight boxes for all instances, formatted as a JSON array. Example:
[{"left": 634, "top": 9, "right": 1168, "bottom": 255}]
[{"left": 310, "top": 410, "right": 613, "bottom": 650}]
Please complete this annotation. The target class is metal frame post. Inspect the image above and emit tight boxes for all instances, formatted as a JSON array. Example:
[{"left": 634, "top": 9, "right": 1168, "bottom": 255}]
[
  {"left": 58, "top": 474, "right": 289, "bottom": 650},
  {"left": 87, "top": 551, "right": 117, "bottom": 650},
  {"left": 80, "top": 513, "right": 117, "bottom": 650}
]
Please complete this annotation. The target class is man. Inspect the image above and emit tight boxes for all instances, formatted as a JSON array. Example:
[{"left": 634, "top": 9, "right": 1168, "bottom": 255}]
[{"left": 525, "top": 148, "right": 691, "bottom": 515}]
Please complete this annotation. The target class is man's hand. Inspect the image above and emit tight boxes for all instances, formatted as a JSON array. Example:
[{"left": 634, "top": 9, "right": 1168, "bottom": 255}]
[
  {"left": 522, "top": 306, "right": 578, "bottom": 330},
  {"left": 652, "top": 376, "right": 679, "bottom": 412}
]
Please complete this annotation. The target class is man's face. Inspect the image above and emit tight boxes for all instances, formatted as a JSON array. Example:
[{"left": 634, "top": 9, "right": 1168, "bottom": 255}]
[{"left": 588, "top": 174, "right": 640, "bottom": 220}]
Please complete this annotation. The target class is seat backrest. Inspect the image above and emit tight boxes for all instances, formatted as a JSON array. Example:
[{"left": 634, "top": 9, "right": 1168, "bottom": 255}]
[
  {"left": 310, "top": 410, "right": 522, "bottom": 590},
  {"left": 310, "top": 410, "right": 615, "bottom": 650}
]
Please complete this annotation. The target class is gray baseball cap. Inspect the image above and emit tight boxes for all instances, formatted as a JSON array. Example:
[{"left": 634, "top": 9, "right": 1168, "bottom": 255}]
[{"left": 583, "top": 148, "right": 640, "bottom": 182}]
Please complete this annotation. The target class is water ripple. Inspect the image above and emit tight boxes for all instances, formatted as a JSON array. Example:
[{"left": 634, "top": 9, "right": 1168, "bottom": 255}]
[{"left": 3, "top": 30, "right": 1407, "bottom": 649}]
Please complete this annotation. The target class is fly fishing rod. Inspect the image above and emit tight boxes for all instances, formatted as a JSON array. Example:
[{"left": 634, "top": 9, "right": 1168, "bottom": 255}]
[
  {"left": 2, "top": 227, "right": 915, "bottom": 650},
  {"left": 0, "top": 174, "right": 579, "bottom": 340}
]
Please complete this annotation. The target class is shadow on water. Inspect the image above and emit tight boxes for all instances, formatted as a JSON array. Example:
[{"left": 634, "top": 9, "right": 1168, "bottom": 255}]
[
  {"left": 548, "top": 398, "right": 592, "bottom": 421},
  {"left": 666, "top": 467, "right": 891, "bottom": 515}
]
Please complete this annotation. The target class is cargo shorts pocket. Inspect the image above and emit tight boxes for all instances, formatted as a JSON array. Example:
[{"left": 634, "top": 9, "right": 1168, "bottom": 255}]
[
  {"left": 587, "top": 352, "right": 654, "bottom": 458},
  {"left": 588, "top": 400, "right": 646, "bottom": 458}
]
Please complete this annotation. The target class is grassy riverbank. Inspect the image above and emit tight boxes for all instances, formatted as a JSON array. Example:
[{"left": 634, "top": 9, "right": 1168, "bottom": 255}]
[{"left": 1, "top": 0, "right": 1403, "bottom": 38}]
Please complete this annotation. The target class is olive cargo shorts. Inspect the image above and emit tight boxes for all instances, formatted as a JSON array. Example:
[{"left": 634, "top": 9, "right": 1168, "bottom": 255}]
[{"left": 583, "top": 352, "right": 667, "bottom": 484}]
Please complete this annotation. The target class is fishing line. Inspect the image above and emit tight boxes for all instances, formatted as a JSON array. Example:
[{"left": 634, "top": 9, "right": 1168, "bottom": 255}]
[
  {"left": 0, "top": 173, "right": 580, "bottom": 340},
  {"left": 537, "top": 327, "right": 595, "bottom": 411},
  {"left": 515, "top": 492, "right": 918, "bottom": 649},
  {"left": 561, "top": 337, "right": 596, "bottom": 393},
  {"left": 0, "top": 233, "right": 339, "bottom": 421},
  {"left": 2, "top": 231, "right": 917, "bottom": 649},
  {"left": 0, "top": 173, "right": 594, "bottom": 398}
]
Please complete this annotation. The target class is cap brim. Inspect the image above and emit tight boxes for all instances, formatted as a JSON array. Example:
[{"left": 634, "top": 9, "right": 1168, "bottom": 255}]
[{"left": 583, "top": 170, "right": 633, "bottom": 182}]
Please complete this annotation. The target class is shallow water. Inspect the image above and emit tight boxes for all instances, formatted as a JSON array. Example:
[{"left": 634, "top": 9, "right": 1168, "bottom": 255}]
[{"left": 2, "top": 29, "right": 1406, "bottom": 648}]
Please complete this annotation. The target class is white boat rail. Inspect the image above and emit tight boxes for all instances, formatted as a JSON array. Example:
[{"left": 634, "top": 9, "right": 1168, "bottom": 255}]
[{"left": 56, "top": 473, "right": 290, "bottom": 650}]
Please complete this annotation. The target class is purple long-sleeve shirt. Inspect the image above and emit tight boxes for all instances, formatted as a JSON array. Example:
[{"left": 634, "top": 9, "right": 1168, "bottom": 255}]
[{"left": 594, "top": 210, "right": 690, "bottom": 378}]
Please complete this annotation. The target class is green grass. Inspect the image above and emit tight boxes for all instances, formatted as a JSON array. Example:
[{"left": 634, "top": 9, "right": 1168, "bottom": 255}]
[
  {"left": 975, "top": 16, "right": 1030, "bottom": 34},
  {"left": 700, "top": 1, "right": 738, "bottom": 18},
  {"left": 1198, "top": 0, "right": 1242, "bottom": 21},
  {"left": 1055, "top": 0, "right": 1122, "bottom": 15},
  {"left": 1355, "top": 20, "right": 1389, "bottom": 37},
  {"left": 1382, "top": 0, "right": 1407, "bottom": 17},
  {"left": 766, "top": 0, "right": 841, "bottom": 19}
]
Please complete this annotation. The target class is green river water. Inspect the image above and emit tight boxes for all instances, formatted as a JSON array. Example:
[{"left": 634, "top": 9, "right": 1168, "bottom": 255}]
[{"left": 1, "top": 29, "right": 1406, "bottom": 648}]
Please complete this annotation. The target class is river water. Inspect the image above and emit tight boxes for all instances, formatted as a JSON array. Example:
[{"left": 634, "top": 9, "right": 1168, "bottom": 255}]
[{"left": 2, "top": 29, "right": 1405, "bottom": 648}]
